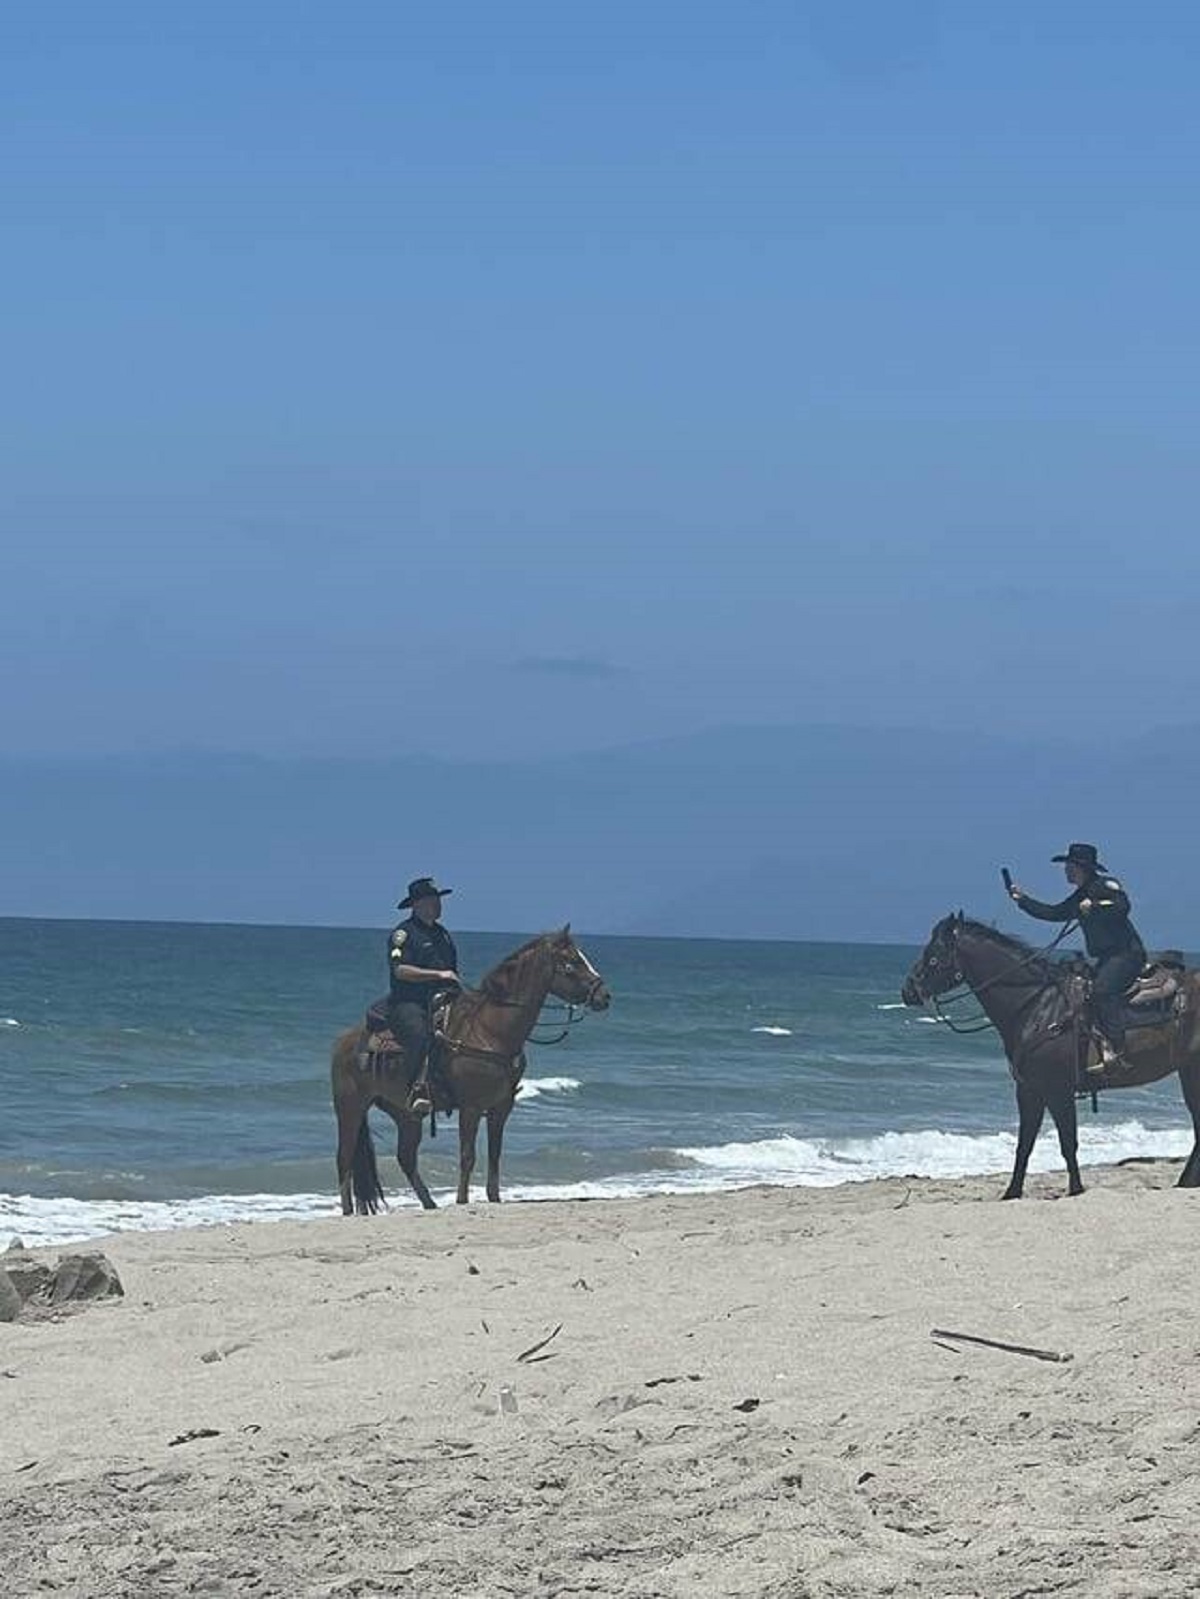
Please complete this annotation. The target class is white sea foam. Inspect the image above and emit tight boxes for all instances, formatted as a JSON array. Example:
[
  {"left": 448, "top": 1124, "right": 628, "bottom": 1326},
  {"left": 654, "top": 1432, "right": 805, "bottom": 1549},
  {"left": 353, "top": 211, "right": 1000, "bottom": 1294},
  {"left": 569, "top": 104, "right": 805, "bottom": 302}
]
[
  {"left": 751, "top": 1026, "right": 793, "bottom": 1036},
  {"left": 0, "top": 1189, "right": 340, "bottom": 1248},
  {"left": 2, "top": 1119, "right": 1191, "bottom": 1247},
  {"left": 516, "top": 1076, "right": 581, "bottom": 1100},
  {"left": 0, "top": 1182, "right": 648, "bottom": 1245},
  {"left": 677, "top": 1120, "right": 1195, "bottom": 1189},
  {"left": 0, "top": 1018, "right": 20, "bottom": 1028}
]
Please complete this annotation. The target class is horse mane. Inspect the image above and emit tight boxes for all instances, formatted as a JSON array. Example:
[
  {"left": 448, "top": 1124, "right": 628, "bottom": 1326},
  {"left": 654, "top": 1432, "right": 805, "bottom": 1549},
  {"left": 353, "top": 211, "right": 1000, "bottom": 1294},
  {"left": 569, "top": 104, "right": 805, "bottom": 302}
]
[
  {"left": 956, "top": 917, "right": 1067, "bottom": 978},
  {"left": 479, "top": 931, "right": 561, "bottom": 1003}
]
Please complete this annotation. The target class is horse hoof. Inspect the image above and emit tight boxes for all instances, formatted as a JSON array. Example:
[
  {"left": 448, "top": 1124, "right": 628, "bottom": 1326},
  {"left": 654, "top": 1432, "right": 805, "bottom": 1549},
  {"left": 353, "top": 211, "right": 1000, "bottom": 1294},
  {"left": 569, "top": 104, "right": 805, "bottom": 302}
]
[
  {"left": 1068, "top": 1183, "right": 1085, "bottom": 1197},
  {"left": 1000, "top": 1188, "right": 1022, "bottom": 1201}
]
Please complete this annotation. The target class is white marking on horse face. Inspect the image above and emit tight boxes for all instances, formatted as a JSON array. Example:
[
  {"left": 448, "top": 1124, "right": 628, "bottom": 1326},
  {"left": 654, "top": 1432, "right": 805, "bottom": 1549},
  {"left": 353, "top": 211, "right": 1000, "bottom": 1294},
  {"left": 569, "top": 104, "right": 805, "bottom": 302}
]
[{"left": 575, "top": 943, "right": 601, "bottom": 982}]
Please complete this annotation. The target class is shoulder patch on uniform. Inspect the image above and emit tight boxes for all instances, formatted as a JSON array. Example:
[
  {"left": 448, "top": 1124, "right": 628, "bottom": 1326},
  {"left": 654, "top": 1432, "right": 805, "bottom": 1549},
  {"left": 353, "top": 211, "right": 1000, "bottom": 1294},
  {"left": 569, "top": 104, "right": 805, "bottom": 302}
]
[{"left": 390, "top": 930, "right": 407, "bottom": 960}]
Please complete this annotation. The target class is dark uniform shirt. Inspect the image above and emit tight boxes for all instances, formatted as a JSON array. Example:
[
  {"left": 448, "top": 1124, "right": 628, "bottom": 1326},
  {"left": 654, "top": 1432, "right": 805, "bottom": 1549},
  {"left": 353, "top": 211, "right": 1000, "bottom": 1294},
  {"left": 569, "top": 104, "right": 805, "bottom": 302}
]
[
  {"left": 388, "top": 915, "right": 459, "bottom": 1010},
  {"left": 1016, "top": 873, "right": 1145, "bottom": 962}
]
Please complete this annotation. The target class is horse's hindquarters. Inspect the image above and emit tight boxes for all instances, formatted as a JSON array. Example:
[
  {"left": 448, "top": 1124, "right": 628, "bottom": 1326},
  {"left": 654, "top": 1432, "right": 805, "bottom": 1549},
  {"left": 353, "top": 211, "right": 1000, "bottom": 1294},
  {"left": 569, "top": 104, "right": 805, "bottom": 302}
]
[{"left": 331, "top": 1026, "right": 367, "bottom": 1091}]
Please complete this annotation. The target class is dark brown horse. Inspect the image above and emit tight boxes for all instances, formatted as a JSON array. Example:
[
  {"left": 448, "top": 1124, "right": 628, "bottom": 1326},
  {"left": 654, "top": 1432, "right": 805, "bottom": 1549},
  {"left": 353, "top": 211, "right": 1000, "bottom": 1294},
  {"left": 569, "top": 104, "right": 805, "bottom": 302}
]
[
  {"left": 902, "top": 915, "right": 1200, "bottom": 1197},
  {"left": 331, "top": 926, "right": 611, "bottom": 1214}
]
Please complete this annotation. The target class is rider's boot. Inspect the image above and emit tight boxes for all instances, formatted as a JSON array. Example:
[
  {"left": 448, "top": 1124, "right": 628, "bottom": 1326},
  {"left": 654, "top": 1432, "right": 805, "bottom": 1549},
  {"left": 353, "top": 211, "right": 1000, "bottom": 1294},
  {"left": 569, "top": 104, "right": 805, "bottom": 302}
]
[{"left": 1089, "top": 1030, "right": 1122, "bottom": 1076}]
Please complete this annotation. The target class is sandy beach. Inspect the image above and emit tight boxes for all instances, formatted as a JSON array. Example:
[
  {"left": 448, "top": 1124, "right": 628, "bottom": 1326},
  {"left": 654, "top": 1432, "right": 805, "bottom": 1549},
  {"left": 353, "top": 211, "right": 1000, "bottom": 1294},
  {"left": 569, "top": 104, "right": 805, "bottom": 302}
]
[{"left": 3, "top": 1163, "right": 1199, "bottom": 1598}]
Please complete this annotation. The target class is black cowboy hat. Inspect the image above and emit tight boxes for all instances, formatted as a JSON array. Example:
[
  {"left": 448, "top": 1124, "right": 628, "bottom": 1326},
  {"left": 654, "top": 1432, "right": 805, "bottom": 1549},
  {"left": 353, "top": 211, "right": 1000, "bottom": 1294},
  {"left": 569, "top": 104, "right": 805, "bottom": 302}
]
[
  {"left": 1051, "top": 843, "right": 1108, "bottom": 873},
  {"left": 398, "top": 876, "right": 453, "bottom": 909}
]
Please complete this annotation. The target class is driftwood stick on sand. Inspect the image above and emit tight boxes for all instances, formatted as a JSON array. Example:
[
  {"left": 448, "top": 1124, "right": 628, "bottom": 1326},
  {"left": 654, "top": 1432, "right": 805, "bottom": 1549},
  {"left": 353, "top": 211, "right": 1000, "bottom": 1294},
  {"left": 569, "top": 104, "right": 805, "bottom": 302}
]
[
  {"left": 930, "top": 1328, "right": 1074, "bottom": 1364},
  {"left": 516, "top": 1323, "right": 563, "bottom": 1363}
]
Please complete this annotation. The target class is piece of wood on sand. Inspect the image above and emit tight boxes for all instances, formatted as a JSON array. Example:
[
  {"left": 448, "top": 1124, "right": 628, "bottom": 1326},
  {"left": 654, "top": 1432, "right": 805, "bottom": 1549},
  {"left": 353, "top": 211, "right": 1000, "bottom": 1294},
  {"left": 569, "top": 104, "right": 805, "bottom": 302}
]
[{"left": 930, "top": 1327, "right": 1073, "bottom": 1364}]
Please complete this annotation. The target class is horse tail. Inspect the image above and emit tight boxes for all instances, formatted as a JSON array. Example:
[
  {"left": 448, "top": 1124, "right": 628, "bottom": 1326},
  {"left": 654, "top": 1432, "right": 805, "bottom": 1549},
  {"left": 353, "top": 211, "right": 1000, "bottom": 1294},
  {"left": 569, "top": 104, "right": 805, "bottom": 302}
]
[{"left": 351, "top": 1120, "right": 386, "bottom": 1215}]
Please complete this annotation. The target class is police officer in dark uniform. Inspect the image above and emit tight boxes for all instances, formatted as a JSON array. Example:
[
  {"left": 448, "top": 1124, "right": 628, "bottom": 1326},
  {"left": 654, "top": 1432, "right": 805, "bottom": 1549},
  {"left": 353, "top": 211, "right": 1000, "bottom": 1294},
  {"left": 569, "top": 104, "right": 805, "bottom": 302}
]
[
  {"left": 1008, "top": 843, "right": 1146, "bottom": 1068},
  {"left": 388, "top": 876, "right": 461, "bottom": 1112}
]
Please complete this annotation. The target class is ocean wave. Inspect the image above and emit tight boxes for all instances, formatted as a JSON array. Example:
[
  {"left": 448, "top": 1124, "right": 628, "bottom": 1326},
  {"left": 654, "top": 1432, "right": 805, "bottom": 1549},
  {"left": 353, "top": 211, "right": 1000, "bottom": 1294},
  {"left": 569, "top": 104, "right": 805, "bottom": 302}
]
[
  {"left": 875, "top": 1002, "right": 907, "bottom": 1011},
  {"left": 517, "top": 1076, "right": 581, "bottom": 1100},
  {"left": 0, "top": 1018, "right": 20, "bottom": 1028},
  {"left": 751, "top": 1026, "right": 793, "bottom": 1036},
  {"left": 0, "top": 1189, "right": 339, "bottom": 1247},
  {"left": 677, "top": 1121, "right": 1195, "bottom": 1188},
  {"left": 2, "top": 1119, "right": 1192, "bottom": 1247}
]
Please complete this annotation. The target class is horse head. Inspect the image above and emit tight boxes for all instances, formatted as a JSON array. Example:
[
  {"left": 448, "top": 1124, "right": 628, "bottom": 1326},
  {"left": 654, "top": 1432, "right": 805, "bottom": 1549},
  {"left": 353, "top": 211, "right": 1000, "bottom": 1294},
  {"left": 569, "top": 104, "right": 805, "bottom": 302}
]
[
  {"left": 901, "top": 912, "right": 965, "bottom": 1006},
  {"left": 546, "top": 925, "right": 611, "bottom": 1011}
]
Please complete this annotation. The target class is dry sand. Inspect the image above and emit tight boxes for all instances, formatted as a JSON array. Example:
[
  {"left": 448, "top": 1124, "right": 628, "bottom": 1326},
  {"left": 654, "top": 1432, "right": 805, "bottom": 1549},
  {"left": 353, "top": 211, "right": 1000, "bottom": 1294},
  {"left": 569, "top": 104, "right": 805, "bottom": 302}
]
[{"left": 3, "top": 1162, "right": 1199, "bottom": 1598}]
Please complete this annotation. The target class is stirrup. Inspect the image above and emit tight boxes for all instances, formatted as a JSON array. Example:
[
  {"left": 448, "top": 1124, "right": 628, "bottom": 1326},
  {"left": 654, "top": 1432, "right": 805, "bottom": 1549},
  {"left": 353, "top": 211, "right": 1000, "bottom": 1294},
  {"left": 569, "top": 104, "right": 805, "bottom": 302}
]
[
  {"left": 1088, "top": 1038, "right": 1120, "bottom": 1076},
  {"left": 407, "top": 1081, "right": 433, "bottom": 1114}
]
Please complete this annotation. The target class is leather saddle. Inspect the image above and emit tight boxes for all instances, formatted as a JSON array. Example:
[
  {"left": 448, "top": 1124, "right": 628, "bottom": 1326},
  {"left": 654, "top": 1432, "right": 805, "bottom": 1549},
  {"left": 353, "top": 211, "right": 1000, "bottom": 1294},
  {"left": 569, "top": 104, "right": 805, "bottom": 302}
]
[
  {"left": 1122, "top": 952, "right": 1189, "bottom": 1026},
  {"left": 361, "top": 997, "right": 400, "bottom": 1063},
  {"left": 1063, "top": 954, "right": 1190, "bottom": 1092},
  {"left": 358, "top": 993, "right": 460, "bottom": 1095}
]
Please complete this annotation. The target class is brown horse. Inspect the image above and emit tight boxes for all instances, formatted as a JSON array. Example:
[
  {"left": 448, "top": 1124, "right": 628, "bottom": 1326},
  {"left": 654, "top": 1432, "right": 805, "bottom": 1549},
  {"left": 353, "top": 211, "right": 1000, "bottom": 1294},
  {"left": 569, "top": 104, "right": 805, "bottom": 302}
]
[
  {"left": 331, "top": 926, "right": 611, "bottom": 1214},
  {"left": 903, "top": 914, "right": 1200, "bottom": 1198}
]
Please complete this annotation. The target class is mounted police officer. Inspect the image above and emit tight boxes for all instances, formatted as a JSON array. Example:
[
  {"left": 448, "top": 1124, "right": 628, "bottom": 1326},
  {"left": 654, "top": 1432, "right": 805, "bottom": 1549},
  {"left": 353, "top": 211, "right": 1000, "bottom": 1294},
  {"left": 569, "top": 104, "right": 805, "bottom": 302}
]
[
  {"left": 388, "top": 876, "right": 461, "bottom": 1113},
  {"left": 1008, "top": 843, "right": 1146, "bottom": 1069}
]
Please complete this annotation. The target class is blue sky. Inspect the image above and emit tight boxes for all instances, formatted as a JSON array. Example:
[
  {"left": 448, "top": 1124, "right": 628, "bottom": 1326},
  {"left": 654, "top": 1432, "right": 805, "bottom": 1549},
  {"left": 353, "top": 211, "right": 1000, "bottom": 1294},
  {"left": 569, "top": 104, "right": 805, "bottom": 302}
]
[{"left": 5, "top": 3, "right": 1200, "bottom": 760}]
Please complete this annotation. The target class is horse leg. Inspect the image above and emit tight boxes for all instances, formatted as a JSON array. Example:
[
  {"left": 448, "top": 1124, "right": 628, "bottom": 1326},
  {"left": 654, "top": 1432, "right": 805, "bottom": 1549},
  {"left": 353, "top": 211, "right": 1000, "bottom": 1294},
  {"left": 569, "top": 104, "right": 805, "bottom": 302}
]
[
  {"left": 1047, "top": 1085, "right": 1084, "bottom": 1197},
  {"left": 457, "top": 1109, "right": 481, "bottom": 1204},
  {"left": 334, "top": 1090, "right": 367, "bottom": 1216},
  {"left": 1001, "top": 1082, "right": 1045, "bottom": 1200},
  {"left": 396, "top": 1113, "right": 437, "bottom": 1211},
  {"left": 1176, "top": 1060, "right": 1200, "bottom": 1188},
  {"left": 485, "top": 1100, "right": 514, "bottom": 1203}
]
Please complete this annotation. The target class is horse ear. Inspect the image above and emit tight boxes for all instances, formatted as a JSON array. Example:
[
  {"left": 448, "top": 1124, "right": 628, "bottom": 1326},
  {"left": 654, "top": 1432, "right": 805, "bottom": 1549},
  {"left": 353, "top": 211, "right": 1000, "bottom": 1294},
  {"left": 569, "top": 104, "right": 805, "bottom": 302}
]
[
  {"left": 559, "top": 922, "right": 571, "bottom": 941},
  {"left": 955, "top": 910, "right": 964, "bottom": 925}
]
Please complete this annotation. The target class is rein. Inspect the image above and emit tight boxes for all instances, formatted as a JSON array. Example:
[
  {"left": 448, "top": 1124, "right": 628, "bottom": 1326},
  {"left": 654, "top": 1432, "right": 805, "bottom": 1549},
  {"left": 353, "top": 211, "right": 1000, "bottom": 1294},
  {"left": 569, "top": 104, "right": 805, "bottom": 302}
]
[
  {"left": 439, "top": 961, "right": 602, "bottom": 1065},
  {"left": 923, "top": 921, "right": 1080, "bottom": 1035},
  {"left": 529, "top": 999, "right": 592, "bottom": 1046},
  {"left": 928, "top": 995, "right": 998, "bottom": 1035}
]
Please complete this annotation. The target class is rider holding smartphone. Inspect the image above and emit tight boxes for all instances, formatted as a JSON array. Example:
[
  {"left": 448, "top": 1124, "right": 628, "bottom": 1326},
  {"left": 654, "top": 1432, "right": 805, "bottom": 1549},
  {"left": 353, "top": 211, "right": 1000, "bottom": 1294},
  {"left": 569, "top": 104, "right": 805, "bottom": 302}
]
[{"left": 1007, "top": 843, "right": 1146, "bottom": 1069}]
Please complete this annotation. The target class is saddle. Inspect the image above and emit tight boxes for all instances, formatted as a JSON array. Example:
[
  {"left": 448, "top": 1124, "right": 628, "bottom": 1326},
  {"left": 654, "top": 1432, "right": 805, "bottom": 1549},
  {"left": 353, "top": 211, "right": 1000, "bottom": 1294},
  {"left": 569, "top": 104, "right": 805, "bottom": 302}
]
[
  {"left": 358, "top": 994, "right": 460, "bottom": 1110},
  {"left": 1125, "top": 951, "right": 1187, "bottom": 1014},
  {"left": 1065, "top": 953, "right": 1190, "bottom": 1092},
  {"left": 361, "top": 997, "right": 400, "bottom": 1067}
]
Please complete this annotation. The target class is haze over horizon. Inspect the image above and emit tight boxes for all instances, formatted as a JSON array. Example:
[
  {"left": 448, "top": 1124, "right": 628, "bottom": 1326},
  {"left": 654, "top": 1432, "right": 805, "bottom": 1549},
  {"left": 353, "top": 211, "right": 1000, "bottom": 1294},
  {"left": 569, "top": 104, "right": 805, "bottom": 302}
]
[
  {"left": 5, "top": 722, "right": 1200, "bottom": 946},
  {"left": 5, "top": 5, "right": 1200, "bottom": 934}
]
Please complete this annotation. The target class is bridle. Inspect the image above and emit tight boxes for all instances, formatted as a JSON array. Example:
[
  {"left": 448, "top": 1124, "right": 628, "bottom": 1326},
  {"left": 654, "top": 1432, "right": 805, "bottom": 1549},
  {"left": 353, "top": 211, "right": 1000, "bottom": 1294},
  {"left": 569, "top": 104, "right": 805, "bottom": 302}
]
[
  {"left": 531, "top": 947, "right": 606, "bottom": 1042},
  {"left": 437, "top": 945, "right": 605, "bottom": 1065},
  {"left": 913, "top": 918, "right": 1079, "bottom": 1036}
]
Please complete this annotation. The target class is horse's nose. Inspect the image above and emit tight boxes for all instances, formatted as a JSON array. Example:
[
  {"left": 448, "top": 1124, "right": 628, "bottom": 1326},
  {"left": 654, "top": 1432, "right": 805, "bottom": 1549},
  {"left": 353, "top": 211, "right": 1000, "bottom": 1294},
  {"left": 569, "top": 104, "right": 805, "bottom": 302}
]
[{"left": 592, "top": 986, "right": 612, "bottom": 1011}]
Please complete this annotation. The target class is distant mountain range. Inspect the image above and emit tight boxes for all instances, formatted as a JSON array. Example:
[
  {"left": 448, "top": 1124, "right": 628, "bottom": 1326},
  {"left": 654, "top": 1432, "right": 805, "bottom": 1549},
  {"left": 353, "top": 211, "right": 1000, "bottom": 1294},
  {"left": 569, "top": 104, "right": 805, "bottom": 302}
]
[{"left": 2, "top": 723, "right": 1196, "bottom": 944}]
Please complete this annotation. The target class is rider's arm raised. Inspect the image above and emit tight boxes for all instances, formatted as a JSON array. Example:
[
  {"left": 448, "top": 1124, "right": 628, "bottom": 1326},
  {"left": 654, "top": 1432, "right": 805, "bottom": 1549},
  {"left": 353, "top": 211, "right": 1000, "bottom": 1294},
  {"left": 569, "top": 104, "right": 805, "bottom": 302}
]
[{"left": 1012, "top": 888, "right": 1081, "bottom": 923}]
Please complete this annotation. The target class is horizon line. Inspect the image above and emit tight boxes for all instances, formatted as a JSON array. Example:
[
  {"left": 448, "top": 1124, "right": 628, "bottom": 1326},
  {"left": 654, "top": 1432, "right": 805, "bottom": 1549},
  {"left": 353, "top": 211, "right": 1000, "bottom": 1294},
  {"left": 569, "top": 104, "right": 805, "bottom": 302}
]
[{"left": 0, "top": 911, "right": 920, "bottom": 951}]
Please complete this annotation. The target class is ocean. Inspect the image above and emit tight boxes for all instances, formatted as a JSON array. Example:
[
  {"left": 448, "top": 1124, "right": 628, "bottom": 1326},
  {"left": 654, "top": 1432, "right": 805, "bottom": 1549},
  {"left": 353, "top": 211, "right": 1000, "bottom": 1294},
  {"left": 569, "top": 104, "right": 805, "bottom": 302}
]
[{"left": 1, "top": 918, "right": 1194, "bottom": 1246}]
